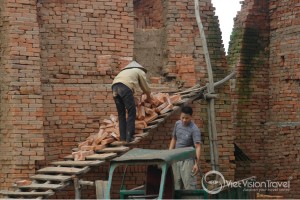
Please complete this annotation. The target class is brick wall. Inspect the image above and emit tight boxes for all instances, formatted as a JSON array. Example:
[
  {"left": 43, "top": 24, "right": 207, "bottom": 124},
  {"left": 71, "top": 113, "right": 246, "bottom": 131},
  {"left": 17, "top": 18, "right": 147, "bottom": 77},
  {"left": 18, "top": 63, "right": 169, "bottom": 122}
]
[
  {"left": 265, "top": 0, "right": 300, "bottom": 198},
  {"left": 165, "top": 0, "right": 227, "bottom": 87},
  {"left": 228, "top": 0, "right": 270, "bottom": 182},
  {"left": 0, "top": 0, "right": 134, "bottom": 190},
  {"left": 0, "top": 0, "right": 12, "bottom": 189},
  {"left": 265, "top": 125, "right": 300, "bottom": 198},
  {"left": 36, "top": 0, "right": 134, "bottom": 165},
  {"left": 134, "top": 0, "right": 164, "bottom": 29},
  {"left": 229, "top": 0, "right": 300, "bottom": 197},
  {"left": 37, "top": 0, "right": 134, "bottom": 81},
  {"left": 0, "top": 0, "right": 45, "bottom": 189},
  {"left": 40, "top": 85, "right": 118, "bottom": 163},
  {"left": 268, "top": 0, "right": 300, "bottom": 122}
]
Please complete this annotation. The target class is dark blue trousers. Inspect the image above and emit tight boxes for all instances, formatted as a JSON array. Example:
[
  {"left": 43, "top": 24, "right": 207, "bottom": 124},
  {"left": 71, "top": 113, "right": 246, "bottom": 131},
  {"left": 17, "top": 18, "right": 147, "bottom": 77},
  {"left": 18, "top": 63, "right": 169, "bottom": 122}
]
[{"left": 112, "top": 83, "right": 136, "bottom": 142}]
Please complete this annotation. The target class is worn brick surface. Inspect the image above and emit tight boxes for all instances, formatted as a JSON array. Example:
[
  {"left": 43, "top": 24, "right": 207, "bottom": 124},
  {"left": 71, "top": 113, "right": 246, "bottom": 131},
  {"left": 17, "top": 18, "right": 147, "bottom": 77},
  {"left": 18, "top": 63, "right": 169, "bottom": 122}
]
[
  {"left": 228, "top": 0, "right": 270, "bottom": 184},
  {"left": 228, "top": 0, "right": 300, "bottom": 198},
  {"left": 134, "top": 0, "right": 164, "bottom": 29},
  {"left": 0, "top": 0, "right": 45, "bottom": 189},
  {"left": 265, "top": 0, "right": 300, "bottom": 198}
]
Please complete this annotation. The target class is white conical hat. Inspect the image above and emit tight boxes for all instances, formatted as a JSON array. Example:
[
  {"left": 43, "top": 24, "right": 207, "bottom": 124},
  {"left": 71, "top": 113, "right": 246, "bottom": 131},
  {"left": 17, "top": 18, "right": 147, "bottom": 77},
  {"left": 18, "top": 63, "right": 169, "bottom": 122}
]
[{"left": 121, "top": 61, "right": 147, "bottom": 73}]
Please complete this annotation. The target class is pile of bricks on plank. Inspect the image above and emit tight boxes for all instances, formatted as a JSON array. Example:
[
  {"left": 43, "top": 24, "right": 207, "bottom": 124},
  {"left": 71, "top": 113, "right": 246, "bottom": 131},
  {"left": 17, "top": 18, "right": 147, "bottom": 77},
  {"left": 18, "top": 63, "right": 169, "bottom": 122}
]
[
  {"left": 13, "top": 180, "right": 32, "bottom": 187},
  {"left": 72, "top": 92, "right": 182, "bottom": 161}
]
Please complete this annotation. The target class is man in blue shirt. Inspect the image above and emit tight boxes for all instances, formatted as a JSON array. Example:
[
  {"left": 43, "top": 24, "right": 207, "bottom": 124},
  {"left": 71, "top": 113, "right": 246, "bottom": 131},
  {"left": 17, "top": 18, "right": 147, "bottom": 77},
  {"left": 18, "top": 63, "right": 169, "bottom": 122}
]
[{"left": 169, "top": 106, "right": 202, "bottom": 189}]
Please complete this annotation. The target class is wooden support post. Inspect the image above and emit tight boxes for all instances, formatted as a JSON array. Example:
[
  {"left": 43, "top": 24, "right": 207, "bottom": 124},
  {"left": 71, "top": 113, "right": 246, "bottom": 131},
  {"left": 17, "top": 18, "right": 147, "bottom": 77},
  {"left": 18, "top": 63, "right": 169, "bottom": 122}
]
[
  {"left": 72, "top": 175, "right": 94, "bottom": 199},
  {"left": 95, "top": 180, "right": 108, "bottom": 199},
  {"left": 73, "top": 176, "right": 81, "bottom": 200}
]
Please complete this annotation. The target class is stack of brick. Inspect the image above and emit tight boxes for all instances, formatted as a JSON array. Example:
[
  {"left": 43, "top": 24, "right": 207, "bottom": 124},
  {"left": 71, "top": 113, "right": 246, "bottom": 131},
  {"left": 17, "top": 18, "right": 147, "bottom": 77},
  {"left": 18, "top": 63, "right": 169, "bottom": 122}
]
[
  {"left": 135, "top": 93, "right": 181, "bottom": 133},
  {"left": 71, "top": 92, "right": 181, "bottom": 161},
  {"left": 72, "top": 114, "right": 120, "bottom": 161},
  {"left": 14, "top": 180, "right": 32, "bottom": 187}
]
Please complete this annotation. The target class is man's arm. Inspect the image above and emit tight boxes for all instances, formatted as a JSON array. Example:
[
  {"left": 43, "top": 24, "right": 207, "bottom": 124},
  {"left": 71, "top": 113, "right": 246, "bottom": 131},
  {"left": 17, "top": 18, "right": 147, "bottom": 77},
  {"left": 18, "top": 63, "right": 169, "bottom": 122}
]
[
  {"left": 169, "top": 137, "right": 176, "bottom": 150},
  {"left": 192, "top": 142, "right": 201, "bottom": 175},
  {"left": 138, "top": 70, "right": 151, "bottom": 98},
  {"left": 195, "top": 142, "right": 201, "bottom": 165},
  {"left": 169, "top": 122, "right": 177, "bottom": 150}
]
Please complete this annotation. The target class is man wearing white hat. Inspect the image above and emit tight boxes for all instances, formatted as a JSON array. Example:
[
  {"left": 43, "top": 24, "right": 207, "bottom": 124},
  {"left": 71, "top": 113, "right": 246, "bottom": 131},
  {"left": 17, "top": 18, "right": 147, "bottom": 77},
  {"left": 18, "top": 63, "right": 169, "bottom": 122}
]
[{"left": 112, "top": 61, "right": 152, "bottom": 143}]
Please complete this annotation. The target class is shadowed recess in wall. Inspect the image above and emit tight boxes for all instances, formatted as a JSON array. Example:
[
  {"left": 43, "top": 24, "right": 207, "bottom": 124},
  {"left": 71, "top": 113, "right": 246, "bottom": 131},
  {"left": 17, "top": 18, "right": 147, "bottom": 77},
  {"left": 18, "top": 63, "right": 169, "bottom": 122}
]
[
  {"left": 239, "top": 28, "right": 261, "bottom": 98},
  {"left": 234, "top": 143, "right": 252, "bottom": 162}
]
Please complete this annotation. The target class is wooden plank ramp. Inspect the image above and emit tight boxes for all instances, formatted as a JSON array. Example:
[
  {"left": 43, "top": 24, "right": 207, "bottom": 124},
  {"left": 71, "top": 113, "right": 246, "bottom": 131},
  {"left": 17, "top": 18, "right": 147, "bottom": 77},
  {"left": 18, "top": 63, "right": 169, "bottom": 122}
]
[
  {"left": 30, "top": 174, "right": 72, "bottom": 182},
  {"left": 64, "top": 152, "right": 117, "bottom": 160},
  {"left": 0, "top": 85, "right": 203, "bottom": 199},
  {"left": 37, "top": 166, "right": 90, "bottom": 175},
  {"left": 18, "top": 183, "right": 65, "bottom": 190},
  {"left": 95, "top": 146, "right": 129, "bottom": 153},
  {"left": 0, "top": 190, "right": 54, "bottom": 198},
  {"left": 51, "top": 160, "right": 104, "bottom": 167}
]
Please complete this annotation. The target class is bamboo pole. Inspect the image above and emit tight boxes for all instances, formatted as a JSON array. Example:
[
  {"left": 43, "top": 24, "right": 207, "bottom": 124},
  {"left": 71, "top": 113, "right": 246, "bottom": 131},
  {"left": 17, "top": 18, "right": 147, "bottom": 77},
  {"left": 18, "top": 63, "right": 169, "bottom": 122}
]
[
  {"left": 206, "top": 100, "right": 216, "bottom": 169},
  {"left": 175, "top": 70, "right": 236, "bottom": 96},
  {"left": 194, "top": 0, "right": 219, "bottom": 171}
]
